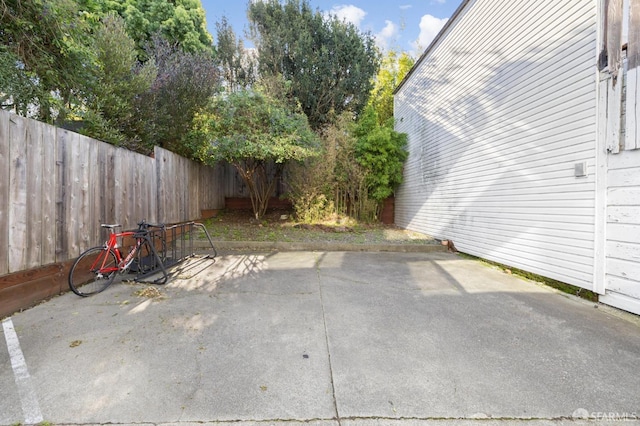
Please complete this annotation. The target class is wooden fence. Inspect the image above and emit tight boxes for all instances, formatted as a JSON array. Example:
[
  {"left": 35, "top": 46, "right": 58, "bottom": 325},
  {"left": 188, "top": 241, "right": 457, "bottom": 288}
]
[{"left": 0, "top": 109, "right": 224, "bottom": 277}]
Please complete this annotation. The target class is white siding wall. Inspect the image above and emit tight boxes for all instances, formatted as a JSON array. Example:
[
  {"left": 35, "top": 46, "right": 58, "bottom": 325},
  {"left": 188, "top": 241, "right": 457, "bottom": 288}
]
[
  {"left": 395, "top": 0, "right": 598, "bottom": 289},
  {"left": 600, "top": 149, "right": 640, "bottom": 314}
]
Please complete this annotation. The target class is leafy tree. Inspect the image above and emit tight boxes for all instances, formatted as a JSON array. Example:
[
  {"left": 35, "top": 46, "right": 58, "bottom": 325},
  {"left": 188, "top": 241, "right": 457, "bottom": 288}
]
[
  {"left": 248, "top": 0, "right": 380, "bottom": 129},
  {"left": 82, "top": 0, "right": 214, "bottom": 55},
  {"left": 80, "top": 13, "right": 157, "bottom": 150},
  {"left": 354, "top": 105, "right": 408, "bottom": 202},
  {"left": 189, "top": 87, "right": 320, "bottom": 219},
  {"left": 137, "top": 34, "right": 220, "bottom": 155},
  {"left": 368, "top": 50, "right": 414, "bottom": 125},
  {"left": 215, "top": 16, "right": 256, "bottom": 92},
  {"left": 0, "top": 47, "right": 37, "bottom": 114},
  {"left": 0, "top": 0, "right": 91, "bottom": 121}
]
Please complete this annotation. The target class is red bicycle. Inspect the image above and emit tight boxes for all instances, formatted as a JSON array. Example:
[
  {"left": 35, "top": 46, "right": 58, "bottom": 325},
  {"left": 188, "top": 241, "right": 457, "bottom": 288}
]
[{"left": 68, "top": 220, "right": 167, "bottom": 296}]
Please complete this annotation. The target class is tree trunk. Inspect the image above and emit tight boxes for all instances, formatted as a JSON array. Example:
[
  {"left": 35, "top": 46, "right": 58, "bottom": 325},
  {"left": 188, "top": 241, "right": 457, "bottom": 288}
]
[{"left": 233, "top": 160, "right": 283, "bottom": 219}]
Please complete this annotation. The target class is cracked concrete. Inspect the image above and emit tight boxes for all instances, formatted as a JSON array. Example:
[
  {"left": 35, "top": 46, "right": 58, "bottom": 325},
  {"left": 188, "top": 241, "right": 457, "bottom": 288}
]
[{"left": 1, "top": 251, "right": 640, "bottom": 425}]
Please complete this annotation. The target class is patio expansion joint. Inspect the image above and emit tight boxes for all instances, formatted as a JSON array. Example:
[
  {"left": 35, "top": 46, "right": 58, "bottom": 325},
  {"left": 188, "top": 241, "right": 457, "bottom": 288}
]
[
  {"left": 315, "top": 256, "right": 342, "bottom": 426},
  {"left": 51, "top": 414, "right": 597, "bottom": 425}
]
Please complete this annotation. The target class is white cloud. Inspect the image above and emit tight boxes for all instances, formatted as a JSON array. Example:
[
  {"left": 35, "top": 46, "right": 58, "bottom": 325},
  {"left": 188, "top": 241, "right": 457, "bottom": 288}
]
[
  {"left": 329, "top": 4, "right": 367, "bottom": 28},
  {"left": 413, "top": 14, "right": 448, "bottom": 52},
  {"left": 400, "top": 4, "right": 413, "bottom": 10},
  {"left": 375, "top": 20, "right": 398, "bottom": 51}
]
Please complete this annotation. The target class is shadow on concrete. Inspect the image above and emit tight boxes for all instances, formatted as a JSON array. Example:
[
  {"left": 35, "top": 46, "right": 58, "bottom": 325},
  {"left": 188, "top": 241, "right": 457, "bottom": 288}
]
[{"left": 1, "top": 251, "right": 639, "bottom": 425}]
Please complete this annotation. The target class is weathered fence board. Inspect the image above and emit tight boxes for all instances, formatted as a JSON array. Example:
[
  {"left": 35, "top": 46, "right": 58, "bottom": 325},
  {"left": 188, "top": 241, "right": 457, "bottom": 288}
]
[
  {"left": 142, "top": 151, "right": 158, "bottom": 225},
  {"left": 59, "top": 129, "right": 91, "bottom": 258},
  {"left": 199, "top": 161, "right": 225, "bottom": 211},
  {"left": 189, "top": 160, "right": 199, "bottom": 219},
  {"left": 156, "top": 147, "right": 169, "bottom": 223},
  {"left": 0, "top": 112, "right": 9, "bottom": 275},
  {"left": 25, "top": 117, "right": 43, "bottom": 269},
  {"left": 155, "top": 146, "right": 217, "bottom": 224},
  {"left": 54, "top": 127, "right": 65, "bottom": 264},
  {"left": 113, "top": 147, "right": 126, "bottom": 229},
  {"left": 0, "top": 110, "right": 224, "bottom": 277},
  {"left": 115, "top": 147, "right": 129, "bottom": 231},
  {"left": 8, "top": 114, "right": 28, "bottom": 272},
  {"left": 42, "top": 123, "right": 56, "bottom": 266}
]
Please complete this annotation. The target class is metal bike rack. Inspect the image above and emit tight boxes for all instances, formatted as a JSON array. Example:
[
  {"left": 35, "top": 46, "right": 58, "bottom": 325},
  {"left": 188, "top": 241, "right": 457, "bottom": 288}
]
[
  {"left": 131, "top": 228, "right": 169, "bottom": 284},
  {"left": 133, "top": 222, "right": 217, "bottom": 284}
]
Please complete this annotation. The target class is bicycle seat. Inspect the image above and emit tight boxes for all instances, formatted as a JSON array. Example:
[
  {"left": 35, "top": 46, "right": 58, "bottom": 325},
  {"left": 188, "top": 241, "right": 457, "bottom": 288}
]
[{"left": 101, "top": 224, "right": 122, "bottom": 229}]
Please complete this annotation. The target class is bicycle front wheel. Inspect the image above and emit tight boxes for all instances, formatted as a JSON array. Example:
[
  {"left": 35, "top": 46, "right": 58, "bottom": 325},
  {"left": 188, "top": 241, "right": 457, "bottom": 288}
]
[{"left": 69, "top": 247, "right": 118, "bottom": 296}]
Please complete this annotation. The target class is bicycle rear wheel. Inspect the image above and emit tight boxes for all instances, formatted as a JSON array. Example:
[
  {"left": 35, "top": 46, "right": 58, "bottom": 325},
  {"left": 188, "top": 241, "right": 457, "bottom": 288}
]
[{"left": 68, "top": 247, "right": 118, "bottom": 296}]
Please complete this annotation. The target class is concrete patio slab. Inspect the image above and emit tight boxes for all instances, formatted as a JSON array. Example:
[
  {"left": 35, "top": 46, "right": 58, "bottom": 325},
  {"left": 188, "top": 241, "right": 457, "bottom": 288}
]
[{"left": 1, "top": 251, "right": 639, "bottom": 425}]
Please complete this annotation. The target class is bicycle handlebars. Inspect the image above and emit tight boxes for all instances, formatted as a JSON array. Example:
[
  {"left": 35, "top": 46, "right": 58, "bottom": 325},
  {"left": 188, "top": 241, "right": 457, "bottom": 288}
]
[{"left": 137, "top": 220, "right": 165, "bottom": 229}]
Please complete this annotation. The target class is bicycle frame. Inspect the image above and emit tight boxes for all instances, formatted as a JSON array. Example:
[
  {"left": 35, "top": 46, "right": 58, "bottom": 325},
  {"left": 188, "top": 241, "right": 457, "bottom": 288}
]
[
  {"left": 114, "top": 231, "right": 140, "bottom": 270},
  {"left": 92, "top": 229, "right": 143, "bottom": 276}
]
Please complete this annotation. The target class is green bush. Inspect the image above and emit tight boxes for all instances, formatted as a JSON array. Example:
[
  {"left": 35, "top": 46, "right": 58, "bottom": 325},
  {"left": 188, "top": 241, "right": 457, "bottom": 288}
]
[
  {"left": 354, "top": 105, "right": 408, "bottom": 203},
  {"left": 287, "top": 106, "right": 408, "bottom": 223}
]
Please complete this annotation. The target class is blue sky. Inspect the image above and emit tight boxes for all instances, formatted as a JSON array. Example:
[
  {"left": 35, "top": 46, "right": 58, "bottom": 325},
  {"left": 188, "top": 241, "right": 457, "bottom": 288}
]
[{"left": 200, "top": 0, "right": 463, "bottom": 55}]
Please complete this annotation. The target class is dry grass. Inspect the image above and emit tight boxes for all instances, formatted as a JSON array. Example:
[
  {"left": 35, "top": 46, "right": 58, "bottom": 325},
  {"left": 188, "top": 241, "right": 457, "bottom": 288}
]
[{"left": 199, "top": 209, "right": 437, "bottom": 246}]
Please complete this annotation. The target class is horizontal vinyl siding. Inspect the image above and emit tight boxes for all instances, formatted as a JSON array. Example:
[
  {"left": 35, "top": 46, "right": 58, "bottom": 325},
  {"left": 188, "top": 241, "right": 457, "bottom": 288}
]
[
  {"left": 604, "top": 150, "right": 640, "bottom": 304},
  {"left": 394, "top": 0, "right": 598, "bottom": 289}
]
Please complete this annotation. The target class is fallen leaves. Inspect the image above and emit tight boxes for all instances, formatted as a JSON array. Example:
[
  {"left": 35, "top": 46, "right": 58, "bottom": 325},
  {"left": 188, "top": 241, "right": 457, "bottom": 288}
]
[{"left": 133, "top": 286, "right": 165, "bottom": 300}]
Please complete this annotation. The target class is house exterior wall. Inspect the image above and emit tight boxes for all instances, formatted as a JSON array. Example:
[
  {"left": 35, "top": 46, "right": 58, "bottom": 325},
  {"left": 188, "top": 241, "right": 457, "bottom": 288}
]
[
  {"left": 394, "top": 0, "right": 599, "bottom": 289},
  {"left": 600, "top": 140, "right": 640, "bottom": 313},
  {"left": 595, "top": 1, "right": 640, "bottom": 315}
]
